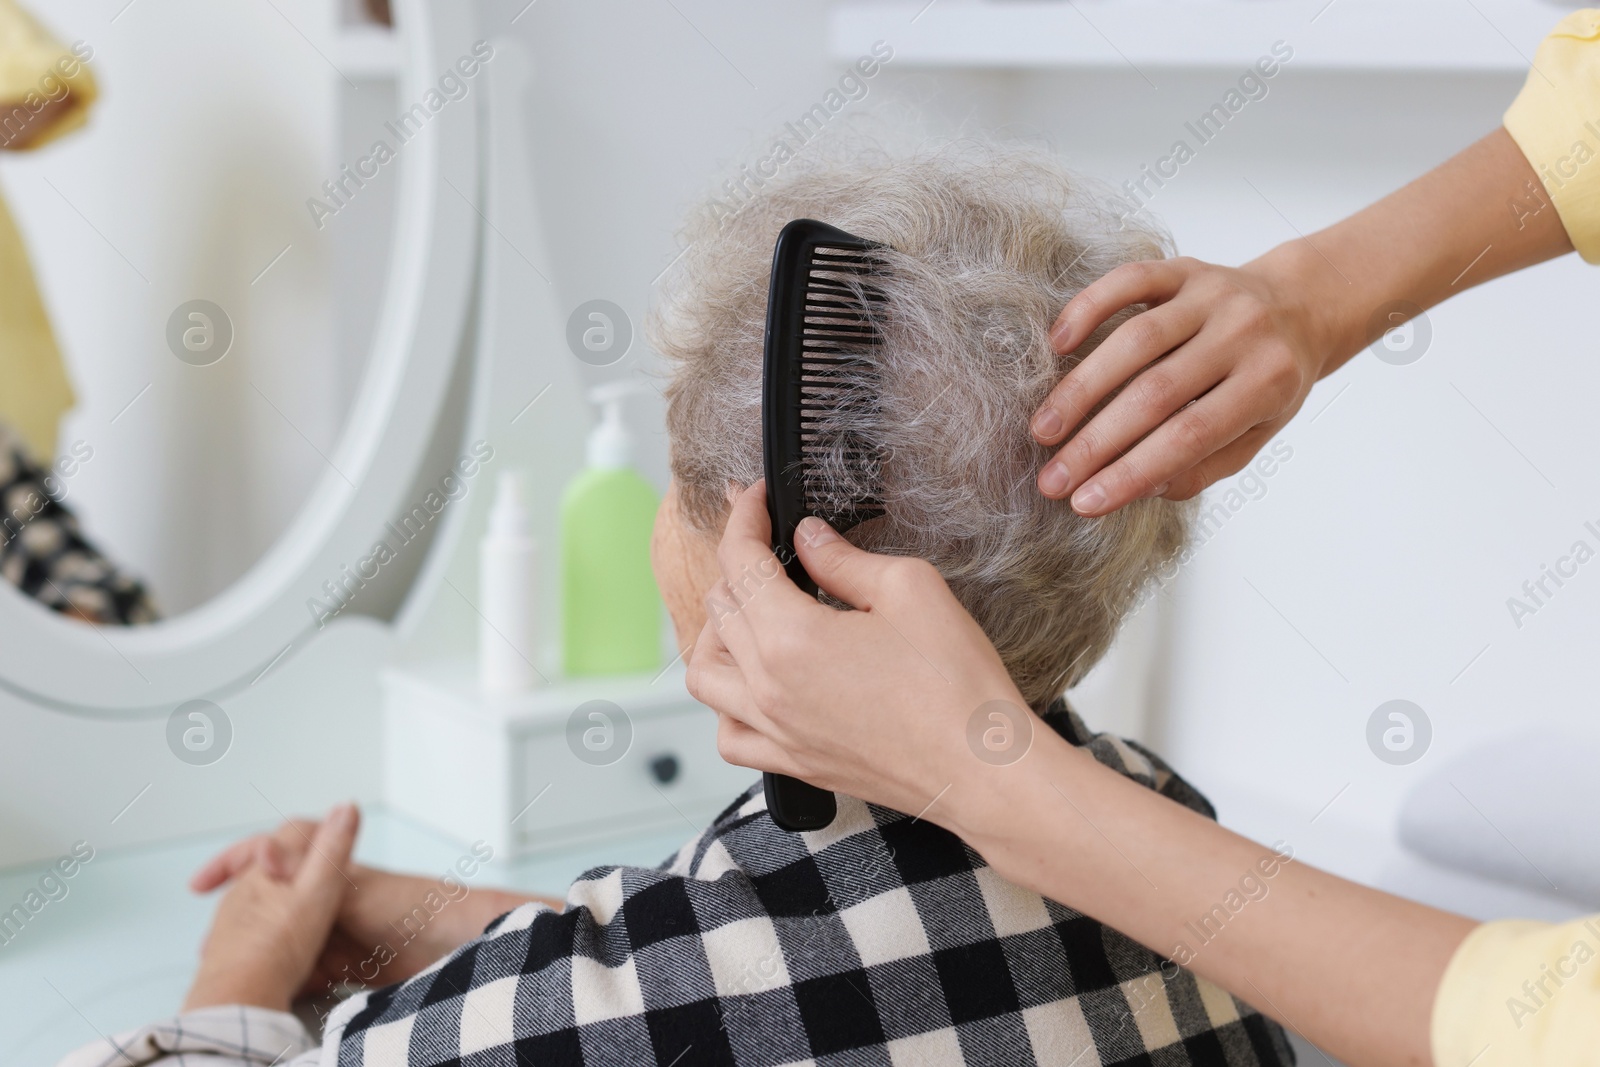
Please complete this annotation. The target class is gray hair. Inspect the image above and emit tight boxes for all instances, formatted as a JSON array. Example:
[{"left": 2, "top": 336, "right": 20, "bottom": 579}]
[{"left": 653, "top": 138, "right": 1192, "bottom": 709}]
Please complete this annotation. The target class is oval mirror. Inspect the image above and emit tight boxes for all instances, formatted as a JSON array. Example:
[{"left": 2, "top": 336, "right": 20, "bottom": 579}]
[{"left": 0, "top": 0, "right": 481, "bottom": 712}]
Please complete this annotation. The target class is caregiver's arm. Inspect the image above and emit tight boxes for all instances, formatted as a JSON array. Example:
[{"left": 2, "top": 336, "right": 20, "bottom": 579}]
[
  {"left": 958, "top": 731, "right": 1471, "bottom": 1067},
  {"left": 1035, "top": 122, "right": 1575, "bottom": 516},
  {"left": 692, "top": 486, "right": 1474, "bottom": 1067}
]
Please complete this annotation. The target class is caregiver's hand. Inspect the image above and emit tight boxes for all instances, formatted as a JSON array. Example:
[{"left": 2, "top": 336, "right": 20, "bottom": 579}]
[
  {"left": 690, "top": 482, "right": 1472, "bottom": 1067},
  {"left": 1033, "top": 126, "right": 1576, "bottom": 518},
  {"left": 183, "top": 803, "right": 358, "bottom": 1012},
  {"left": 687, "top": 481, "right": 1028, "bottom": 826},
  {"left": 1031, "top": 249, "right": 1333, "bottom": 516}
]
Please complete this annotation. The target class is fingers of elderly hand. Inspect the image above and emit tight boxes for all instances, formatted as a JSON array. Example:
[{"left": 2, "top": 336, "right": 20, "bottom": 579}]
[
  {"left": 1048, "top": 258, "right": 1187, "bottom": 355},
  {"left": 275, "top": 818, "right": 320, "bottom": 841},
  {"left": 293, "top": 803, "right": 360, "bottom": 897},
  {"left": 1070, "top": 378, "right": 1265, "bottom": 515},
  {"left": 1033, "top": 301, "right": 1206, "bottom": 450},
  {"left": 268, "top": 818, "right": 321, "bottom": 866},
  {"left": 189, "top": 838, "right": 259, "bottom": 893},
  {"left": 255, "top": 838, "right": 291, "bottom": 882}
]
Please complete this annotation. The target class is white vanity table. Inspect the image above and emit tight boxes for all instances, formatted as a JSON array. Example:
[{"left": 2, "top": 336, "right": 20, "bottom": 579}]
[{"left": 0, "top": 809, "right": 701, "bottom": 1065}]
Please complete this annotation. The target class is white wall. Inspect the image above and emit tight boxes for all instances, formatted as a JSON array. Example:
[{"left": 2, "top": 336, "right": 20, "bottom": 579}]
[
  {"left": 488, "top": 0, "right": 890, "bottom": 490},
  {"left": 493, "top": 1, "right": 1600, "bottom": 895}
]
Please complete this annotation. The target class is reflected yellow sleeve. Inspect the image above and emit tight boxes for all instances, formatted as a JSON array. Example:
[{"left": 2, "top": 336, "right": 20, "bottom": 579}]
[
  {"left": 1432, "top": 917, "right": 1600, "bottom": 1067},
  {"left": 1503, "top": 9, "right": 1600, "bottom": 263},
  {"left": 0, "top": 0, "right": 97, "bottom": 146},
  {"left": 0, "top": 0, "right": 97, "bottom": 461}
]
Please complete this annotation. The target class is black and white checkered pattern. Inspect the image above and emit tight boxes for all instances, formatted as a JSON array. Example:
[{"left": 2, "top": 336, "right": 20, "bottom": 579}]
[
  {"left": 326, "top": 704, "right": 1296, "bottom": 1066},
  {"left": 0, "top": 424, "right": 156, "bottom": 625},
  {"left": 56, "top": 1004, "right": 317, "bottom": 1067}
]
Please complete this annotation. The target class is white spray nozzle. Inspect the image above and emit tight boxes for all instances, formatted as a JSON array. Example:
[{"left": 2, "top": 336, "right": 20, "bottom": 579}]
[
  {"left": 488, "top": 471, "right": 531, "bottom": 537},
  {"left": 587, "top": 380, "right": 649, "bottom": 406},
  {"left": 585, "top": 380, "right": 649, "bottom": 470}
]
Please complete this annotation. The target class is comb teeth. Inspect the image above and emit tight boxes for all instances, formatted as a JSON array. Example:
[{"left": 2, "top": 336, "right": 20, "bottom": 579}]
[
  {"left": 797, "top": 244, "right": 886, "bottom": 526},
  {"left": 764, "top": 221, "right": 894, "bottom": 541}
]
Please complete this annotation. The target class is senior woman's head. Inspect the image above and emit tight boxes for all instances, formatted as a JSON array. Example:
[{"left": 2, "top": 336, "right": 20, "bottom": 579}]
[{"left": 649, "top": 139, "right": 1192, "bottom": 710}]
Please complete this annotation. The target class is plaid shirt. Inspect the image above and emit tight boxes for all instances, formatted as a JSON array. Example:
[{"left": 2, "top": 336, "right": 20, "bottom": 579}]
[
  {"left": 322, "top": 704, "right": 1294, "bottom": 1066},
  {"left": 59, "top": 705, "right": 1295, "bottom": 1067}
]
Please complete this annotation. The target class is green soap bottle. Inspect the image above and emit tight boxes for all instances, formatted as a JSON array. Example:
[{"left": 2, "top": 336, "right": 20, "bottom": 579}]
[{"left": 561, "top": 383, "right": 662, "bottom": 677}]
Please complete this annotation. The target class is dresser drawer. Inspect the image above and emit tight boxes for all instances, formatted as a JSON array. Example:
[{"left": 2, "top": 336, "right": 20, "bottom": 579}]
[
  {"left": 511, "top": 703, "right": 756, "bottom": 852},
  {"left": 382, "top": 663, "right": 758, "bottom": 857}
]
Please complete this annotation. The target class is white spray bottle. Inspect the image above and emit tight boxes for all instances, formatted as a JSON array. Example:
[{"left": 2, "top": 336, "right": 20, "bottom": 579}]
[{"left": 479, "top": 471, "right": 541, "bottom": 693}]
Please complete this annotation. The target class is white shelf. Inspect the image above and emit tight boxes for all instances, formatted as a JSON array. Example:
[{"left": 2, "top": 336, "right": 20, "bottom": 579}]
[
  {"left": 829, "top": 0, "right": 1574, "bottom": 71},
  {"left": 337, "top": 22, "right": 403, "bottom": 78}
]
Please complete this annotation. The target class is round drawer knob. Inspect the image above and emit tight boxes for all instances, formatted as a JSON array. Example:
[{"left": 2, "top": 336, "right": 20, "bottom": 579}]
[{"left": 648, "top": 753, "right": 680, "bottom": 785}]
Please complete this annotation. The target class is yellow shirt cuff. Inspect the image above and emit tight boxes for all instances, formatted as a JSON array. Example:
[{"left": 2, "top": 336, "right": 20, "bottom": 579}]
[
  {"left": 1432, "top": 916, "right": 1600, "bottom": 1067},
  {"left": 0, "top": 0, "right": 97, "bottom": 150},
  {"left": 1504, "top": 9, "right": 1600, "bottom": 262}
]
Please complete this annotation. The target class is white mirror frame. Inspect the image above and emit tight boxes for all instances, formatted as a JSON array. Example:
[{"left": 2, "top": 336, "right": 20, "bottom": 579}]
[{"left": 0, "top": 0, "right": 481, "bottom": 714}]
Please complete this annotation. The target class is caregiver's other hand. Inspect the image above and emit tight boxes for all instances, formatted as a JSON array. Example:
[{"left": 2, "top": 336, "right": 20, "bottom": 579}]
[
  {"left": 1033, "top": 128, "right": 1577, "bottom": 518},
  {"left": 1032, "top": 249, "right": 1333, "bottom": 516},
  {"left": 183, "top": 802, "right": 358, "bottom": 1013},
  {"left": 687, "top": 481, "right": 1029, "bottom": 825}
]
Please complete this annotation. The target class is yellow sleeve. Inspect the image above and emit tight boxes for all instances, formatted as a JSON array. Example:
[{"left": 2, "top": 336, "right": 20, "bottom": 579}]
[
  {"left": 1503, "top": 9, "right": 1600, "bottom": 263},
  {"left": 0, "top": 0, "right": 97, "bottom": 150},
  {"left": 1432, "top": 917, "right": 1600, "bottom": 1067},
  {"left": 0, "top": 3, "right": 96, "bottom": 457}
]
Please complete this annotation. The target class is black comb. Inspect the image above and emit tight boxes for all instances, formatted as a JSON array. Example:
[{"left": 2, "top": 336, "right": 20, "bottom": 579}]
[{"left": 761, "top": 218, "right": 888, "bottom": 832}]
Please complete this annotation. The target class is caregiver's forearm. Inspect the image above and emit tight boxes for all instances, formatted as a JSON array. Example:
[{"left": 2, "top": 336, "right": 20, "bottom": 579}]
[
  {"left": 951, "top": 731, "right": 1475, "bottom": 1067},
  {"left": 1265, "top": 126, "right": 1572, "bottom": 383}
]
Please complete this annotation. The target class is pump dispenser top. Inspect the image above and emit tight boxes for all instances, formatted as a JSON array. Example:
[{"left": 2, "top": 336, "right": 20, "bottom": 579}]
[{"left": 586, "top": 381, "right": 636, "bottom": 470}]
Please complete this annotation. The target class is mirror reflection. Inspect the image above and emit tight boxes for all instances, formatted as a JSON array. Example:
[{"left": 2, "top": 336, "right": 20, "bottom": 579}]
[{"left": 0, "top": 0, "right": 399, "bottom": 622}]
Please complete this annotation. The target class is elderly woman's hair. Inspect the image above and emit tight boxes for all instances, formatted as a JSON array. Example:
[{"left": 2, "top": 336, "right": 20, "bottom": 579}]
[{"left": 653, "top": 137, "right": 1193, "bottom": 709}]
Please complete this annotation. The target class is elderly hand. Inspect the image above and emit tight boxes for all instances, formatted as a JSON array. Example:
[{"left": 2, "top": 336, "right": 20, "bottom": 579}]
[
  {"left": 191, "top": 808, "right": 553, "bottom": 993},
  {"left": 1031, "top": 249, "right": 1333, "bottom": 516},
  {"left": 686, "top": 482, "right": 1031, "bottom": 827},
  {"left": 182, "top": 803, "right": 358, "bottom": 1012}
]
